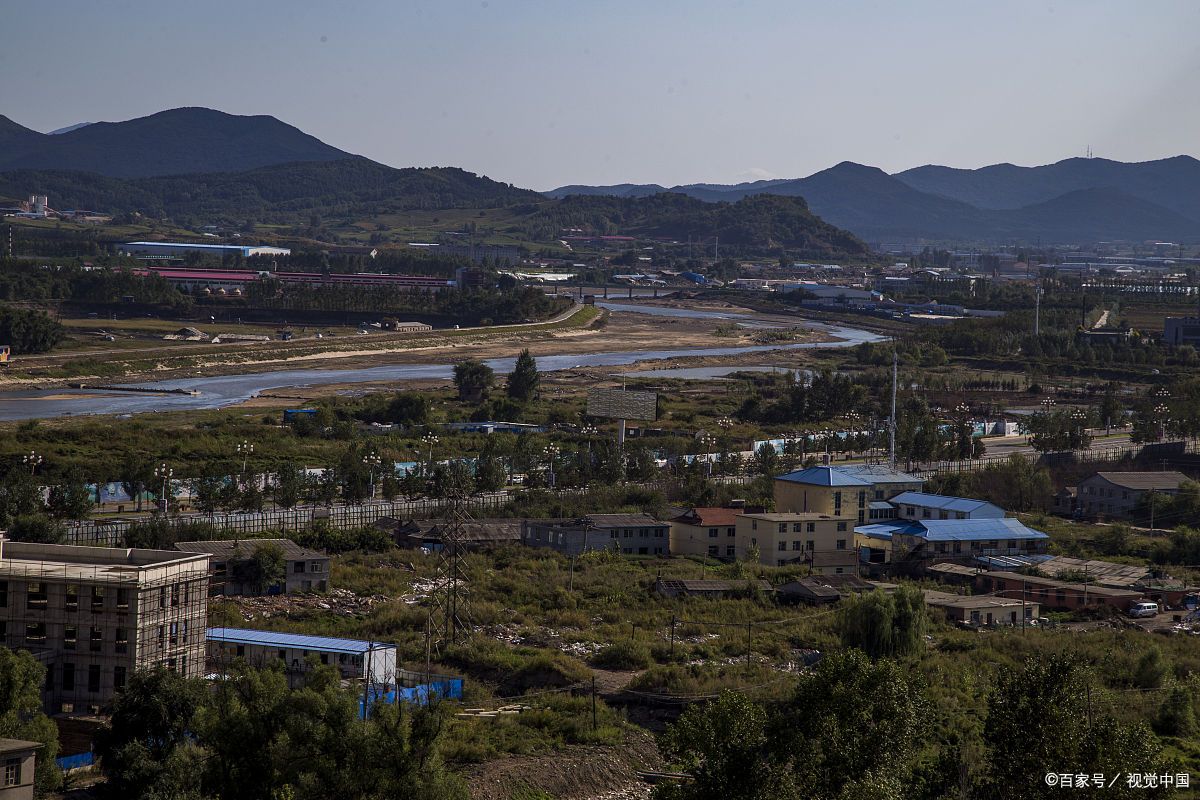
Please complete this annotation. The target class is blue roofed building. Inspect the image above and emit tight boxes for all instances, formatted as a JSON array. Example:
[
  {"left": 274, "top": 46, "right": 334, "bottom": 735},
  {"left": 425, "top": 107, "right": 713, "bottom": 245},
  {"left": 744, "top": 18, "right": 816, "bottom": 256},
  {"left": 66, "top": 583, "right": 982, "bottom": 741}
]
[
  {"left": 774, "top": 464, "right": 923, "bottom": 525},
  {"left": 855, "top": 517, "right": 1050, "bottom": 572},
  {"left": 207, "top": 627, "right": 397, "bottom": 688},
  {"left": 888, "top": 491, "right": 1004, "bottom": 521}
]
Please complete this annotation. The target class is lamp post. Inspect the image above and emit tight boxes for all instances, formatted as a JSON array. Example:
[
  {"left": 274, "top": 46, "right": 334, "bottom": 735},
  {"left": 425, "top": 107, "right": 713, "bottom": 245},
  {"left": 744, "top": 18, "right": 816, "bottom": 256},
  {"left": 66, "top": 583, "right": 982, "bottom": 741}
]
[
  {"left": 1154, "top": 404, "right": 1170, "bottom": 442},
  {"left": 543, "top": 444, "right": 560, "bottom": 488},
  {"left": 22, "top": 451, "right": 42, "bottom": 476},
  {"left": 362, "top": 453, "right": 383, "bottom": 500},
  {"left": 698, "top": 432, "right": 715, "bottom": 477},
  {"left": 236, "top": 440, "right": 254, "bottom": 474},
  {"left": 154, "top": 463, "right": 173, "bottom": 515},
  {"left": 421, "top": 434, "right": 439, "bottom": 468}
]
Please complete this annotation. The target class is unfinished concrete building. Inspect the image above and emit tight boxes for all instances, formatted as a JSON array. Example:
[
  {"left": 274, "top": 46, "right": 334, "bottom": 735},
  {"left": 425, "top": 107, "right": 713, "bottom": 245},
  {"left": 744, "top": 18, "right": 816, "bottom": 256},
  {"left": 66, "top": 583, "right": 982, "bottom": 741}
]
[{"left": 0, "top": 539, "right": 210, "bottom": 714}]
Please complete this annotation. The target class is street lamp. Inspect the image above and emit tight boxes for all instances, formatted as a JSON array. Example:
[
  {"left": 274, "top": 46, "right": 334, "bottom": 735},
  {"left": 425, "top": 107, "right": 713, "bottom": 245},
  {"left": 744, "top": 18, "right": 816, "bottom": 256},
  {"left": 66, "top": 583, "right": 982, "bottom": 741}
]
[
  {"left": 1154, "top": 404, "right": 1170, "bottom": 441},
  {"left": 544, "top": 443, "right": 560, "bottom": 488},
  {"left": 22, "top": 451, "right": 42, "bottom": 475},
  {"left": 421, "top": 434, "right": 439, "bottom": 467},
  {"left": 698, "top": 432, "right": 715, "bottom": 477},
  {"left": 154, "top": 463, "right": 173, "bottom": 514},
  {"left": 362, "top": 453, "right": 383, "bottom": 499},
  {"left": 236, "top": 440, "right": 254, "bottom": 474}
]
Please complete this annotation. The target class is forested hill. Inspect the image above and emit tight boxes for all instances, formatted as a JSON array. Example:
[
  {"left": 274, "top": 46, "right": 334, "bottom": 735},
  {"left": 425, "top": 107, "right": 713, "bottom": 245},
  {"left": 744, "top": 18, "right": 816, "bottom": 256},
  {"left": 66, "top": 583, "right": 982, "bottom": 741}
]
[
  {"left": 515, "top": 193, "right": 870, "bottom": 256},
  {"left": 0, "top": 158, "right": 543, "bottom": 223}
]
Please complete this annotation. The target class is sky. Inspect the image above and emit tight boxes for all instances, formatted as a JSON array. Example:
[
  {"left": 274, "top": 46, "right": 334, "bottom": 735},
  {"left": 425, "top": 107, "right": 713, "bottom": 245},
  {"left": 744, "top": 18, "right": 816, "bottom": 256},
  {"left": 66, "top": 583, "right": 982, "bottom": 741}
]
[{"left": 2, "top": 0, "right": 1199, "bottom": 190}]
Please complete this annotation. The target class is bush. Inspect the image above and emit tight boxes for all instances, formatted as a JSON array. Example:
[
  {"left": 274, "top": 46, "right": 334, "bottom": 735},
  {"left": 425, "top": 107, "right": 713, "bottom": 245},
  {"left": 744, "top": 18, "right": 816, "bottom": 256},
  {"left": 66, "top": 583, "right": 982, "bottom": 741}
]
[
  {"left": 7, "top": 514, "right": 65, "bottom": 544},
  {"left": 590, "top": 639, "right": 653, "bottom": 671}
]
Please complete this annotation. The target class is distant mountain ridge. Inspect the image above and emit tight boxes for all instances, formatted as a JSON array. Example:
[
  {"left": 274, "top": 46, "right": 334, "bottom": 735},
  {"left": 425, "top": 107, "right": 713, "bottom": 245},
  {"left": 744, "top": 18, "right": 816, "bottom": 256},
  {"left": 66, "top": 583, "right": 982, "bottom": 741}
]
[
  {"left": 547, "top": 156, "right": 1200, "bottom": 244},
  {"left": 0, "top": 108, "right": 353, "bottom": 177}
]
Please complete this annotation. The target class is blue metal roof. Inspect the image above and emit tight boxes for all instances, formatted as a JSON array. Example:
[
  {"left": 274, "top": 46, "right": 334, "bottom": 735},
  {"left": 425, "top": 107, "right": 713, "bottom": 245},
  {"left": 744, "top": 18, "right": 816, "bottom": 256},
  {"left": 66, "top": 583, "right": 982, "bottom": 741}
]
[
  {"left": 853, "top": 521, "right": 921, "bottom": 540},
  {"left": 207, "top": 627, "right": 394, "bottom": 655},
  {"left": 837, "top": 464, "right": 921, "bottom": 484},
  {"left": 889, "top": 491, "right": 999, "bottom": 514},
  {"left": 909, "top": 518, "right": 1049, "bottom": 542},
  {"left": 775, "top": 466, "right": 869, "bottom": 487}
]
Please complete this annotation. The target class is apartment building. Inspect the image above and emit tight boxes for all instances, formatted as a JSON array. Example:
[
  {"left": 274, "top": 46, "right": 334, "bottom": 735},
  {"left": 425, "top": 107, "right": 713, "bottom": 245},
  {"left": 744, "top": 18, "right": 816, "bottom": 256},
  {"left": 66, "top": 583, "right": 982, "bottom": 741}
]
[
  {"left": 521, "top": 513, "right": 670, "bottom": 556},
  {"left": 668, "top": 507, "right": 741, "bottom": 559},
  {"left": 1072, "top": 472, "right": 1188, "bottom": 519},
  {"left": 0, "top": 540, "right": 210, "bottom": 714},
  {"left": 734, "top": 512, "right": 858, "bottom": 573},
  {"left": 773, "top": 465, "right": 922, "bottom": 525}
]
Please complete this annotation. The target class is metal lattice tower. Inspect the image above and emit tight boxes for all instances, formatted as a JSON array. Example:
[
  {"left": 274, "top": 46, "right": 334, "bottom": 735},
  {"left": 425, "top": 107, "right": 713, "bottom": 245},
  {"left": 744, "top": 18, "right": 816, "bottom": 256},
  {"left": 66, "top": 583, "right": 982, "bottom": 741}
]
[{"left": 426, "top": 494, "right": 474, "bottom": 654}]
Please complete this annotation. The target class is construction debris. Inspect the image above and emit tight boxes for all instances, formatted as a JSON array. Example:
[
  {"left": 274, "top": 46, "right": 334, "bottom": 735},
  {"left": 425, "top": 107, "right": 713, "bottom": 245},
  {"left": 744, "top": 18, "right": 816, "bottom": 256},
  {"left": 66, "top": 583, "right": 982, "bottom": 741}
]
[{"left": 228, "top": 588, "right": 389, "bottom": 621}]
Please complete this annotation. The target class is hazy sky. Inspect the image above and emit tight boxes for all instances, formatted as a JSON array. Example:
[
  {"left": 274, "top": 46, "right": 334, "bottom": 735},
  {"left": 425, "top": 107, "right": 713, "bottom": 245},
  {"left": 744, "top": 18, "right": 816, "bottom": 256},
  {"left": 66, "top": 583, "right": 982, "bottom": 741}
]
[{"left": 3, "top": 1, "right": 1198, "bottom": 189}]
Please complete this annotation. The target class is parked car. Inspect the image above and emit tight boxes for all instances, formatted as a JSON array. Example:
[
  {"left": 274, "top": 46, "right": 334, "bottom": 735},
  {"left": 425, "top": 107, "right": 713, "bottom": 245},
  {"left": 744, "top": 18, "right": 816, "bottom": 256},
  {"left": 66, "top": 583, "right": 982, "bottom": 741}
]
[{"left": 1129, "top": 601, "right": 1160, "bottom": 619}]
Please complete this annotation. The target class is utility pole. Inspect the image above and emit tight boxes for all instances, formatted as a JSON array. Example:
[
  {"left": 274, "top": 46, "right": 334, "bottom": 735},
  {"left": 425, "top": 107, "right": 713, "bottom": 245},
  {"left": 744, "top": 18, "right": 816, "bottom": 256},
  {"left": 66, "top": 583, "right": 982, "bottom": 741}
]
[
  {"left": 1034, "top": 283, "right": 1042, "bottom": 336},
  {"left": 889, "top": 349, "right": 898, "bottom": 469}
]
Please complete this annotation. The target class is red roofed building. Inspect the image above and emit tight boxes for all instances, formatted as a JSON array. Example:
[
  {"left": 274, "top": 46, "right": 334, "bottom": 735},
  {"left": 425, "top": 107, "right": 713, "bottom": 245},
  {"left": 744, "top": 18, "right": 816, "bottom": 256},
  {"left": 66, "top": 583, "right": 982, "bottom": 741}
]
[{"left": 669, "top": 507, "right": 743, "bottom": 559}]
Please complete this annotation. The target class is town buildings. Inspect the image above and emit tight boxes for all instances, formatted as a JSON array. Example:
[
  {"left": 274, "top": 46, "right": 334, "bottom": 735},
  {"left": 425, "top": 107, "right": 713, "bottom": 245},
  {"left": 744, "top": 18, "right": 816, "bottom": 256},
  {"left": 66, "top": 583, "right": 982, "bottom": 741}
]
[
  {"left": 0, "top": 540, "right": 210, "bottom": 714},
  {"left": 206, "top": 628, "right": 397, "bottom": 689},
  {"left": 736, "top": 512, "right": 858, "bottom": 572},
  {"left": 668, "top": 507, "right": 741, "bottom": 558},
  {"left": 923, "top": 590, "right": 1039, "bottom": 627},
  {"left": 774, "top": 465, "right": 923, "bottom": 525},
  {"left": 1071, "top": 471, "right": 1189, "bottom": 518},
  {"left": 174, "top": 539, "right": 329, "bottom": 596},
  {"left": 521, "top": 513, "right": 670, "bottom": 556},
  {"left": 0, "top": 739, "right": 40, "bottom": 800},
  {"left": 1164, "top": 317, "right": 1200, "bottom": 348}
]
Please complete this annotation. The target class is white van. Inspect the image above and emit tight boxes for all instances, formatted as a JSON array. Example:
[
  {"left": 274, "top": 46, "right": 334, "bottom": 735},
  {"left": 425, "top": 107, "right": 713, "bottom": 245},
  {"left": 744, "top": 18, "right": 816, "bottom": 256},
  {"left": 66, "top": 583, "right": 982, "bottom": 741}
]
[{"left": 1128, "top": 601, "right": 1159, "bottom": 619}]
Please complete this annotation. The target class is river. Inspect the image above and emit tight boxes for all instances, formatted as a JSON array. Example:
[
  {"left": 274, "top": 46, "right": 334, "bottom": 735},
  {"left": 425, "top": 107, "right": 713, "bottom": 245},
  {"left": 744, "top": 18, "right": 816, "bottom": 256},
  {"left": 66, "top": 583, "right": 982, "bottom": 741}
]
[{"left": 0, "top": 303, "right": 882, "bottom": 421}]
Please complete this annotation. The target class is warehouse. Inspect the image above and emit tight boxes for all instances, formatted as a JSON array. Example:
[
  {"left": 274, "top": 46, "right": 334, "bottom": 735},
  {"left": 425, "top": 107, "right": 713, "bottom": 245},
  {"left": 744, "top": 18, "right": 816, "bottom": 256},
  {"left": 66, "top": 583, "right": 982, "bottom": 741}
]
[
  {"left": 120, "top": 241, "right": 292, "bottom": 259},
  {"left": 206, "top": 627, "right": 396, "bottom": 688}
]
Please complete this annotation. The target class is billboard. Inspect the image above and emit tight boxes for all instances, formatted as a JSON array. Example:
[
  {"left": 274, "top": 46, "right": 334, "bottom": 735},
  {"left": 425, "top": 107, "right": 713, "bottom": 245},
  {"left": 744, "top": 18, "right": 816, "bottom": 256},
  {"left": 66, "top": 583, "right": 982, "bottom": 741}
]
[{"left": 587, "top": 388, "right": 657, "bottom": 421}]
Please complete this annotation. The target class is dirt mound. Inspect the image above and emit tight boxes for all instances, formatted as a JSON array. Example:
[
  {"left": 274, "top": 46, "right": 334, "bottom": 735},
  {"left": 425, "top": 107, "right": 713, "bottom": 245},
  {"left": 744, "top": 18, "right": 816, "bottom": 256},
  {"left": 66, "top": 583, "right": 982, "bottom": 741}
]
[{"left": 466, "top": 729, "right": 661, "bottom": 800}]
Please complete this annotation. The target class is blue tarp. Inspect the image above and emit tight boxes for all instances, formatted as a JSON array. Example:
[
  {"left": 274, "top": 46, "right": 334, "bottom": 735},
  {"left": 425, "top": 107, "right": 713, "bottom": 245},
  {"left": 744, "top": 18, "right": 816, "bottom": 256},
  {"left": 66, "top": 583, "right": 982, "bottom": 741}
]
[
  {"left": 357, "top": 678, "right": 463, "bottom": 718},
  {"left": 57, "top": 751, "right": 94, "bottom": 770}
]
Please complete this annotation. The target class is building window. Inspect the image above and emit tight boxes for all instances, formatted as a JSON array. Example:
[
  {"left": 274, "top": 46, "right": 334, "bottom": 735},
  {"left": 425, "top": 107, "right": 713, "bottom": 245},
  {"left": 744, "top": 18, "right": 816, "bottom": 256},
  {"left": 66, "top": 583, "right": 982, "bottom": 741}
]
[
  {"left": 708, "top": 545, "right": 718, "bottom": 556},
  {"left": 62, "top": 663, "right": 74, "bottom": 691},
  {"left": 169, "top": 623, "right": 178, "bottom": 646},
  {"left": 792, "top": 523, "right": 803, "bottom": 533},
  {"left": 25, "top": 622, "right": 46, "bottom": 643},
  {"left": 4, "top": 758, "right": 20, "bottom": 787},
  {"left": 836, "top": 539, "right": 846, "bottom": 550},
  {"left": 310, "top": 561, "right": 323, "bottom": 573},
  {"left": 806, "top": 540, "right": 814, "bottom": 550},
  {"left": 65, "top": 585, "right": 78, "bottom": 612},
  {"left": 777, "top": 541, "right": 787, "bottom": 551},
  {"left": 115, "top": 628, "right": 128, "bottom": 654},
  {"left": 116, "top": 588, "right": 130, "bottom": 610},
  {"left": 834, "top": 492, "right": 842, "bottom": 514},
  {"left": 236, "top": 645, "right": 245, "bottom": 658},
  {"left": 792, "top": 541, "right": 802, "bottom": 550},
  {"left": 837, "top": 522, "right": 847, "bottom": 532},
  {"left": 778, "top": 523, "right": 787, "bottom": 534},
  {"left": 170, "top": 586, "right": 180, "bottom": 607},
  {"left": 806, "top": 522, "right": 815, "bottom": 533},
  {"left": 90, "top": 627, "right": 103, "bottom": 652},
  {"left": 278, "top": 650, "right": 287, "bottom": 661},
  {"left": 638, "top": 547, "right": 648, "bottom": 555},
  {"left": 654, "top": 529, "right": 664, "bottom": 538},
  {"left": 64, "top": 625, "right": 77, "bottom": 650},
  {"left": 609, "top": 531, "right": 619, "bottom": 539},
  {"left": 91, "top": 586, "right": 105, "bottom": 610},
  {"left": 293, "top": 562, "right": 305, "bottom": 574},
  {"left": 623, "top": 529, "right": 632, "bottom": 538},
  {"left": 654, "top": 547, "right": 663, "bottom": 554},
  {"left": 708, "top": 528, "right": 718, "bottom": 538},
  {"left": 726, "top": 545, "right": 735, "bottom": 557},
  {"left": 726, "top": 527, "right": 735, "bottom": 537},
  {"left": 0, "top": 581, "right": 6, "bottom": 608},
  {"left": 114, "top": 666, "right": 127, "bottom": 691},
  {"left": 26, "top": 583, "right": 46, "bottom": 609}
]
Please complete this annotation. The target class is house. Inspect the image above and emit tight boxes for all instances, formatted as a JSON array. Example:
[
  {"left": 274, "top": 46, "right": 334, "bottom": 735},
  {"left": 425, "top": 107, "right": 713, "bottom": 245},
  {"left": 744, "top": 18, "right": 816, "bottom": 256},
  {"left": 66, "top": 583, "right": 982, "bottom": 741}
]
[
  {"left": 974, "top": 571, "right": 1143, "bottom": 612},
  {"left": 389, "top": 519, "right": 522, "bottom": 551},
  {"left": 0, "top": 739, "right": 40, "bottom": 800},
  {"left": 174, "top": 539, "right": 329, "bottom": 596},
  {"left": 857, "top": 517, "right": 1050, "bottom": 570},
  {"left": 207, "top": 628, "right": 397, "bottom": 689},
  {"left": 773, "top": 465, "right": 923, "bottom": 525},
  {"left": 1073, "top": 472, "right": 1189, "bottom": 518},
  {"left": 735, "top": 512, "right": 858, "bottom": 572},
  {"left": 521, "top": 513, "right": 670, "bottom": 556},
  {"left": 923, "top": 590, "right": 1039, "bottom": 627},
  {"left": 1164, "top": 317, "right": 1200, "bottom": 347},
  {"left": 668, "top": 507, "right": 742, "bottom": 559},
  {"left": 777, "top": 574, "right": 877, "bottom": 605},
  {"left": 653, "top": 579, "right": 772, "bottom": 599},
  {"left": 0, "top": 538, "right": 210, "bottom": 714},
  {"left": 888, "top": 491, "right": 1004, "bottom": 521}
]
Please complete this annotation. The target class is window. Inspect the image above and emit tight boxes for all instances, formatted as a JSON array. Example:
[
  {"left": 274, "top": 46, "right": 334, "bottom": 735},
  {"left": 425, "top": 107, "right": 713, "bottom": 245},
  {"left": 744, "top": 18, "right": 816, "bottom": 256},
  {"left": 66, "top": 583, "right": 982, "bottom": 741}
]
[
  {"left": 25, "top": 622, "right": 46, "bottom": 642},
  {"left": 834, "top": 492, "right": 842, "bottom": 514},
  {"left": 836, "top": 539, "right": 846, "bottom": 550},
  {"left": 310, "top": 561, "right": 323, "bottom": 573},
  {"left": 293, "top": 562, "right": 305, "bottom": 574},
  {"left": 278, "top": 649, "right": 287, "bottom": 661},
  {"left": 751, "top": 520, "right": 758, "bottom": 530},
  {"left": 708, "top": 528, "right": 718, "bottom": 538},
  {"left": 806, "top": 522, "right": 815, "bottom": 533},
  {"left": 4, "top": 757, "right": 20, "bottom": 787},
  {"left": 90, "top": 627, "right": 103, "bottom": 652},
  {"left": 654, "top": 529, "right": 664, "bottom": 538},
  {"left": 26, "top": 582, "right": 46, "bottom": 609},
  {"left": 64, "top": 625, "right": 77, "bottom": 650},
  {"left": 836, "top": 522, "right": 847, "bottom": 532},
  {"left": 65, "top": 585, "right": 78, "bottom": 612},
  {"left": 806, "top": 540, "right": 814, "bottom": 551},
  {"left": 934, "top": 542, "right": 947, "bottom": 554},
  {"left": 609, "top": 531, "right": 618, "bottom": 539},
  {"left": 726, "top": 527, "right": 735, "bottom": 537},
  {"left": 44, "top": 664, "right": 53, "bottom": 692},
  {"left": 835, "top": 567, "right": 845, "bottom": 574},
  {"left": 169, "top": 622, "right": 178, "bottom": 646},
  {"left": 778, "top": 523, "right": 786, "bottom": 534},
  {"left": 91, "top": 586, "right": 105, "bottom": 610},
  {"left": 953, "top": 541, "right": 962, "bottom": 554},
  {"left": 170, "top": 586, "right": 179, "bottom": 607},
  {"left": 114, "top": 666, "right": 127, "bottom": 691},
  {"left": 115, "top": 628, "right": 128, "bottom": 654},
  {"left": 638, "top": 547, "right": 648, "bottom": 555},
  {"left": 792, "top": 523, "right": 803, "bottom": 533},
  {"left": 236, "top": 645, "right": 245, "bottom": 658},
  {"left": 792, "top": 541, "right": 803, "bottom": 551},
  {"left": 654, "top": 547, "right": 663, "bottom": 554},
  {"left": 708, "top": 545, "right": 718, "bottom": 556},
  {"left": 777, "top": 541, "right": 787, "bottom": 552},
  {"left": 157, "top": 626, "right": 165, "bottom": 648},
  {"left": 726, "top": 545, "right": 735, "bottom": 557},
  {"left": 623, "top": 529, "right": 632, "bottom": 538},
  {"left": 62, "top": 663, "right": 75, "bottom": 691},
  {"left": 0, "top": 581, "right": 6, "bottom": 608},
  {"left": 159, "top": 587, "right": 167, "bottom": 609},
  {"left": 858, "top": 492, "right": 866, "bottom": 508}
]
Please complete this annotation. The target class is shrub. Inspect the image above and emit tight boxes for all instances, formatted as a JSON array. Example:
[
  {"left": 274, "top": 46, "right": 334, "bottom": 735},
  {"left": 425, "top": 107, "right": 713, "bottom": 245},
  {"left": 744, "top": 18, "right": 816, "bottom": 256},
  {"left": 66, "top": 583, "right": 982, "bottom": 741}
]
[{"left": 591, "top": 639, "right": 652, "bottom": 671}]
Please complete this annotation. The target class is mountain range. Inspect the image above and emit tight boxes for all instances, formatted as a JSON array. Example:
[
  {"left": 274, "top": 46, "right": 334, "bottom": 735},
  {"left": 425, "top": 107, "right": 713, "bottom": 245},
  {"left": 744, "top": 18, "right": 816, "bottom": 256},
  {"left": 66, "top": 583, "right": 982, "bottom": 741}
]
[
  {"left": 547, "top": 156, "right": 1200, "bottom": 245},
  {"left": 1, "top": 106, "right": 1195, "bottom": 247}
]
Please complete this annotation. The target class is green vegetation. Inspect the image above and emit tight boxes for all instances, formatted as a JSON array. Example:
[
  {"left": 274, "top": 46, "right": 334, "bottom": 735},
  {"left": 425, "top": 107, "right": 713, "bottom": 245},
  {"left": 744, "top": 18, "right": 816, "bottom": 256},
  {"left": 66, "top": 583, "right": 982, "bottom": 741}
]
[{"left": 0, "top": 649, "right": 61, "bottom": 795}]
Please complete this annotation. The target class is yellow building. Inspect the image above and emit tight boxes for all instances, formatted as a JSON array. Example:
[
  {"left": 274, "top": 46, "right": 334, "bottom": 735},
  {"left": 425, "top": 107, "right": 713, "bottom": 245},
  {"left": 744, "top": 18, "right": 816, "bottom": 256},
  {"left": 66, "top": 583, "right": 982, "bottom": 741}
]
[
  {"left": 668, "top": 507, "right": 741, "bottom": 559},
  {"left": 773, "top": 465, "right": 923, "bottom": 525},
  {"left": 734, "top": 512, "right": 858, "bottom": 573}
]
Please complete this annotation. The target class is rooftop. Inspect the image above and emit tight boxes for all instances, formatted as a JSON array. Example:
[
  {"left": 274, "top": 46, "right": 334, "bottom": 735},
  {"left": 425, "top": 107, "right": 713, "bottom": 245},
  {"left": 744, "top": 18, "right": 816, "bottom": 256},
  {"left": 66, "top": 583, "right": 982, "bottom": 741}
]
[
  {"left": 670, "top": 507, "right": 742, "bottom": 527},
  {"left": 924, "top": 590, "right": 1025, "bottom": 610},
  {"left": 0, "top": 738, "right": 41, "bottom": 755},
  {"left": 1091, "top": 471, "right": 1190, "bottom": 491},
  {"left": 207, "top": 627, "right": 396, "bottom": 655},
  {"left": 0, "top": 540, "right": 209, "bottom": 584},
  {"left": 984, "top": 571, "right": 1142, "bottom": 598},
  {"left": 740, "top": 512, "right": 837, "bottom": 521},
  {"left": 775, "top": 464, "right": 921, "bottom": 487},
  {"left": 889, "top": 491, "right": 1000, "bottom": 514},
  {"left": 583, "top": 513, "right": 665, "bottom": 528},
  {"left": 175, "top": 539, "right": 326, "bottom": 562},
  {"left": 860, "top": 518, "right": 1050, "bottom": 542}
]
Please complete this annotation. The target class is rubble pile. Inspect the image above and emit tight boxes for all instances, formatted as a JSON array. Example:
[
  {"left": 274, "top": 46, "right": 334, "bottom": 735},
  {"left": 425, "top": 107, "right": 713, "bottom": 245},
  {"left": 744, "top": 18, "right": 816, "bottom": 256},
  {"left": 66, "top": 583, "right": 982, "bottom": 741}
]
[{"left": 231, "top": 588, "right": 389, "bottom": 621}]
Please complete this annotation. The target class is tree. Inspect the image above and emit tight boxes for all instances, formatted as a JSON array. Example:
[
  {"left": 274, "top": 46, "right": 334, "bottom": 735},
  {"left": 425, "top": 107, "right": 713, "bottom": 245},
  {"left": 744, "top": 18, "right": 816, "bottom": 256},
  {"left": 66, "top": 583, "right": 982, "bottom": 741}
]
[
  {"left": 47, "top": 471, "right": 94, "bottom": 520},
  {"left": 0, "top": 648, "right": 61, "bottom": 794},
  {"left": 474, "top": 441, "right": 507, "bottom": 493},
  {"left": 190, "top": 473, "right": 226, "bottom": 516},
  {"left": 239, "top": 480, "right": 265, "bottom": 513},
  {"left": 94, "top": 667, "right": 208, "bottom": 800},
  {"left": 752, "top": 443, "right": 779, "bottom": 477},
  {"left": 273, "top": 463, "right": 305, "bottom": 510},
  {"left": 236, "top": 543, "right": 287, "bottom": 595},
  {"left": 837, "top": 586, "right": 927, "bottom": 659},
  {"left": 7, "top": 513, "right": 65, "bottom": 544},
  {"left": 452, "top": 358, "right": 494, "bottom": 403},
  {"left": 385, "top": 392, "right": 429, "bottom": 425},
  {"left": 506, "top": 349, "right": 540, "bottom": 402},
  {"left": 978, "top": 654, "right": 1172, "bottom": 800},
  {"left": 0, "top": 469, "right": 44, "bottom": 527},
  {"left": 1155, "top": 684, "right": 1195, "bottom": 736},
  {"left": 118, "top": 456, "right": 156, "bottom": 513}
]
